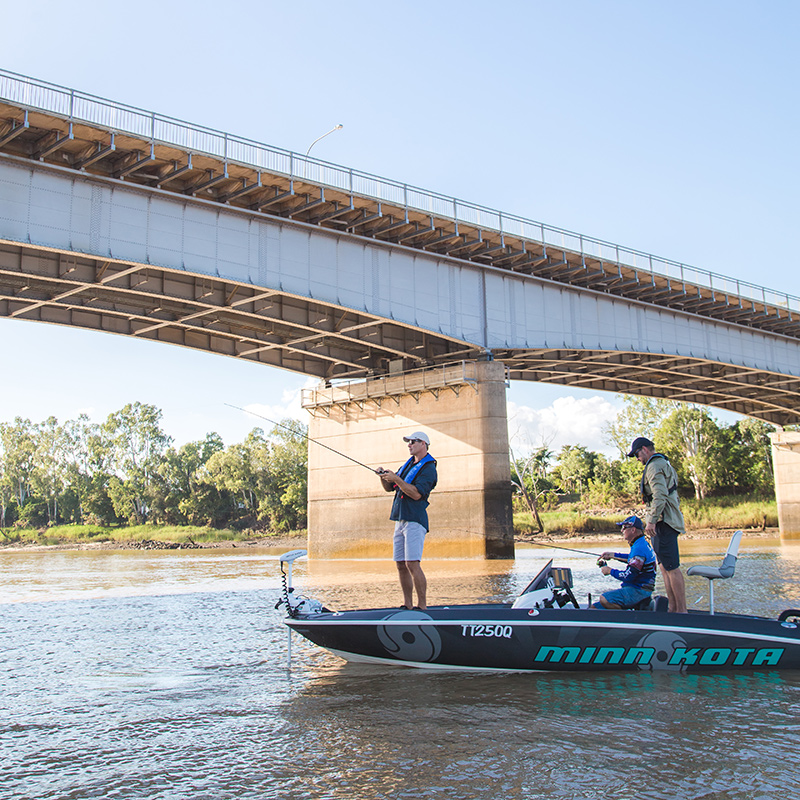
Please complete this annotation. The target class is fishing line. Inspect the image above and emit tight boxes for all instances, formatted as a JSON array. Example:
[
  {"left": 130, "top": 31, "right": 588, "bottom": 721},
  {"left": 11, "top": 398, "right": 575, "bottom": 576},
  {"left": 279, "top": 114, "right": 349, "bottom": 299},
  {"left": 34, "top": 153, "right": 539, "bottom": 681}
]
[
  {"left": 225, "top": 403, "right": 377, "bottom": 473},
  {"left": 445, "top": 525, "right": 605, "bottom": 558},
  {"left": 228, "top": 403, "right": 610, "bottom": 558},
  {"left": 520, "top": 539, "right": 605, "bottom": 558}
]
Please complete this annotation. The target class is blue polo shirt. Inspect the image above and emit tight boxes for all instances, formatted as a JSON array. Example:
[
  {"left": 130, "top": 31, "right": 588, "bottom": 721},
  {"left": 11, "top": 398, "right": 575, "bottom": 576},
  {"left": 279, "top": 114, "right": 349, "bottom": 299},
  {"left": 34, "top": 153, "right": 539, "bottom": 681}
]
[{"left": 389, "top": 457, "right": 438, "bottom": 531}]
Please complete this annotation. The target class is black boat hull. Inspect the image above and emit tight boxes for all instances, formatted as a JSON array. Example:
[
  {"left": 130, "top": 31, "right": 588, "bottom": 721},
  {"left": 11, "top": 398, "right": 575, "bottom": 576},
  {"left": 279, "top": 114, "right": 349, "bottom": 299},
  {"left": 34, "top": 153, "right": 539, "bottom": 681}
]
[{"left": 285, "top": 605, "right": 800, "bottom": 672}]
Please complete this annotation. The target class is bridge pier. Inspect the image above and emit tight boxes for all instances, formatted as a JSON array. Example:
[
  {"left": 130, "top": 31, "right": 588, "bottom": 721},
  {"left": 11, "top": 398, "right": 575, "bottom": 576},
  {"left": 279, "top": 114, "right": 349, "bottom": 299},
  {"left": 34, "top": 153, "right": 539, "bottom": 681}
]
[
  {"left": 771, "top": 431, "right": 800, "bottom": 539},
  {"left": 304, "top": 360, "right": 514, "bottom": 559}
]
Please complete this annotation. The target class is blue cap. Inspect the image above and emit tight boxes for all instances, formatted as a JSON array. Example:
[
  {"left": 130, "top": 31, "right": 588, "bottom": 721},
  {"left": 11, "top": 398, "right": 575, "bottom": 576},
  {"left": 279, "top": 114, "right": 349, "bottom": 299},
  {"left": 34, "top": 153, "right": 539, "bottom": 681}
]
[{"left": 616, "top": 515, "right": 644, "bottom": 530}]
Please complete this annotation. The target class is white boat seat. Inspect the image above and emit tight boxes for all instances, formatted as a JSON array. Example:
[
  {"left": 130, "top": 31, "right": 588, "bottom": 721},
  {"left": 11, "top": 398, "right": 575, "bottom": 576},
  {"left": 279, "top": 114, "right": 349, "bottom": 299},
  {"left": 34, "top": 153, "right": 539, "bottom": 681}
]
[{"left": 686, "top": 530, "right": 743, "bottom": 614}]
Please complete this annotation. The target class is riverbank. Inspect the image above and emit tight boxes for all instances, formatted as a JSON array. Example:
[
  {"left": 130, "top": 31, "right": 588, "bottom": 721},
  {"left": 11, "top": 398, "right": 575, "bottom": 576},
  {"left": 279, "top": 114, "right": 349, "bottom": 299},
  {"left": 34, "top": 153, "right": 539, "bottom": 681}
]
[
  {"left": 0, "top": 535, "right": 307, "bottom": 553},
  {"left": 515, "top": 527, "right": 780, "bottom": 547},
  {"left": 1, "top": 527, "right": 780, "bottom": 553}
]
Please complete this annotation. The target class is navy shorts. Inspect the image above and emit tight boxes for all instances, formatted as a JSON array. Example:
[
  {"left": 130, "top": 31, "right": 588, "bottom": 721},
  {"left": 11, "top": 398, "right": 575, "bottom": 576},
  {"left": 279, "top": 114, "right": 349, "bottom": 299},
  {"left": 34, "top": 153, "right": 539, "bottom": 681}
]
[{"left": 652, "top": 521, "right": 681, "bottom": 571}]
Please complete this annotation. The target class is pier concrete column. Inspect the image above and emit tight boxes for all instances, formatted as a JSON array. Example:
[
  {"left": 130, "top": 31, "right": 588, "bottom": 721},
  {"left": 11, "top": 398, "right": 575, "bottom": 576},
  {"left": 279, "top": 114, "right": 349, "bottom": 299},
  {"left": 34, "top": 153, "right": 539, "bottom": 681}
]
[
  {"left": 771, "top": 431, "right": 800, "bottom": 540},
  {"left": 304, "top": 361, "right": 514, "bottom": 559}
]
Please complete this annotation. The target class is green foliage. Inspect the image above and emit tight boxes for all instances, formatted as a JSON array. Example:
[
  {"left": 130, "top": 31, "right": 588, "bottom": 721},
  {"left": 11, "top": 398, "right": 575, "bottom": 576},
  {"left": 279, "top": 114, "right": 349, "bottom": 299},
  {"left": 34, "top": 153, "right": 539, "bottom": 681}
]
[
  {"left": 604, "top": 396, "right": 671, "bottom": 457},
  {"left": 202, "top": 421, "right": 308, "bottom": 532},
  {"left": 514, "top": 495, "right": 778, "bottom": 536},
  {"left": 514, "top": 509, "right": 613, "bottom": 536},
  {"left": 0, "top": 393, "right": 780, "bottom": 543},
  {"left": 16, "top": 497, "right": 49, "bottom": 528},
  {"left": 152, "top": 433, "right": 228, "bottom": 526},
  {"left": 680, "top": 496, "right": 778, "bottom": 530},
  {"left": 580, "top": 479, "right": 624, "bottom": 508},
  {"left": 550, "top": 445, "right": 597, "bottom": 493}
]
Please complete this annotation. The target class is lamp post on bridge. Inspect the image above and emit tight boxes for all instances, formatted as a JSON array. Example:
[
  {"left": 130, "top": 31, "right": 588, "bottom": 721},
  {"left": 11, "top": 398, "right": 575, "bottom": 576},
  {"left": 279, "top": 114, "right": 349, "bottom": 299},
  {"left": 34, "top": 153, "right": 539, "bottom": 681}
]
[{"left": 306, "top": 124, "right": 343, "bottom": 157}]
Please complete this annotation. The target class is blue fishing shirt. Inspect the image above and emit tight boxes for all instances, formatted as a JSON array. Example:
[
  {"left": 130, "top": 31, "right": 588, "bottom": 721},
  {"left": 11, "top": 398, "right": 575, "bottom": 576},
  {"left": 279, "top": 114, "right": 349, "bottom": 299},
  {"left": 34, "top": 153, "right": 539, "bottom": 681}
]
[
  {"left": 389, "top": 455, "right": 438, "bottom": 531},
  {"left": 609, "top": 535, "right": 657, "bottom": 590}
]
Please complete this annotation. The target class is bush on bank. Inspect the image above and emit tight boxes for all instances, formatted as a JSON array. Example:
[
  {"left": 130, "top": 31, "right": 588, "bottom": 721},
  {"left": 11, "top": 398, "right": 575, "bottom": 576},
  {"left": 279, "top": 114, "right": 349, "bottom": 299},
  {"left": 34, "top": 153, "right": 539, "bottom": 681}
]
[
  {"left": 513, "top": 496, "right": 779, "bottom": 537},
  {"left": 1, "top": 496, "right": 777, "bottom": 546},
  {"left": 0, "top": 523, "right": 304, "bottom": 547}
]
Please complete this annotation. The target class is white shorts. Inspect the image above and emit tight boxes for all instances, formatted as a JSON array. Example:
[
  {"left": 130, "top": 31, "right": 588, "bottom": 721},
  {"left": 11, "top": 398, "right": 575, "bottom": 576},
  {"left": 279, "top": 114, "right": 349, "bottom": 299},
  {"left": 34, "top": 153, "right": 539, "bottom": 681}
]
[{"left": 393, "top": 520, "right": 427, "bottom": 562}]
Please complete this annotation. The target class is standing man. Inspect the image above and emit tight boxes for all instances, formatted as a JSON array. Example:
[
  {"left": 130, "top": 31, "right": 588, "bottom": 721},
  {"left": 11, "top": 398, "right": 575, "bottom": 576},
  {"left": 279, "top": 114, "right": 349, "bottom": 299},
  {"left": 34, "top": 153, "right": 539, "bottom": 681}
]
[
  {"left": 628, "top": 436, "right": 688, "bottom": 613},
  {"left": 376, "top": 431, "right": 438, "bottom": 611}
]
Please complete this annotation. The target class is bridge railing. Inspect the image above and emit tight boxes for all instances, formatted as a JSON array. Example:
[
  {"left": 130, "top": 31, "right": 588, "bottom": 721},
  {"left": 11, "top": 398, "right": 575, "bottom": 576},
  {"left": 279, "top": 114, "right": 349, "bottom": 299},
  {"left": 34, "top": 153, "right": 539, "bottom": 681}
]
[
  {"left": 2, "top": 68, "right": 797, "bottom": 315},
  {"left": 301, "top": 362, "right": 488, "bottom": 410}
]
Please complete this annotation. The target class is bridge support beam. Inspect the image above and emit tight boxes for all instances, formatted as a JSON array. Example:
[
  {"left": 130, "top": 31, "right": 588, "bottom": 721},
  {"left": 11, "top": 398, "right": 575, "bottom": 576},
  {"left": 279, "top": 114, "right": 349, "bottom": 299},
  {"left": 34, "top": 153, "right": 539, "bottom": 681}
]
[
  {"left": 771, "top": 431, "right": 800, "bottom": 540},
  {"left": 304, "top": 361, "right": 514, "bottom": 559}
]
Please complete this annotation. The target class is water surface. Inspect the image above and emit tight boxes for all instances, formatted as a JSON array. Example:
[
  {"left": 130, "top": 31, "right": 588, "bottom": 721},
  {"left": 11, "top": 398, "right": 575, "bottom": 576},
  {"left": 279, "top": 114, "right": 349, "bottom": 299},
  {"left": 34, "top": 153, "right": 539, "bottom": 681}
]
[{"left": 2, "top": 538, "right": 799, "bottom": 799}]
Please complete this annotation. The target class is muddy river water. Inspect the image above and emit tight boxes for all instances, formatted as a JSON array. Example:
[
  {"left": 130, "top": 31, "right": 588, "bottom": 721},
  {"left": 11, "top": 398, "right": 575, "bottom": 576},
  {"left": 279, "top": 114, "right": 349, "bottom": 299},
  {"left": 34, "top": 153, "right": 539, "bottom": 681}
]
[{"left": 1, "top": 537, "right": 799, "bottom": 799}]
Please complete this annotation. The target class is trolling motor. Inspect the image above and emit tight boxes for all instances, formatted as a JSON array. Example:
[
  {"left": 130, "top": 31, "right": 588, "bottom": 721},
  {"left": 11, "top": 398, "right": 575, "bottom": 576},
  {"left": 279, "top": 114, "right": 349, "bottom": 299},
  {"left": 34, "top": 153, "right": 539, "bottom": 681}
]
[{"left": 275, "top": 549, "right": 324, "bottom": 618}]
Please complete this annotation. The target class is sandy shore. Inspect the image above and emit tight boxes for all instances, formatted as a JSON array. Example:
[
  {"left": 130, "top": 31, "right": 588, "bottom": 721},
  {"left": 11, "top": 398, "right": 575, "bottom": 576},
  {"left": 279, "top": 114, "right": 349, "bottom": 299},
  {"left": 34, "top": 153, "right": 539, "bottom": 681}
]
[
  {"left": 515, "top": 527, "right": 780, "bottom": 545},
  {"left": 0, "top": 535, "right": 308, "bottom": 553},
  {"left": 0, "top": 527, "right": 780, "bottom": 554}
]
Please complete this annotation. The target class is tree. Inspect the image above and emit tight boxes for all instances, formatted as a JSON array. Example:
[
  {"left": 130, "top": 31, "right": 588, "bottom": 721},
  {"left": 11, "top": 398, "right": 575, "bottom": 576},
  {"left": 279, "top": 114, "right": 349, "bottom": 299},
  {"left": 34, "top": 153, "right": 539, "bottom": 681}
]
[
  {"left": 510, "top": 445, "right": 554, "bottom": 532},
  {"left": 716, "top": 417, "right": 776, "bottom": 495},
  {"left": 604, "top": 396, "right": 672, "bottom": 457},
  {"left": 258, "top": 420, "right": 308, "bottom": 531},
  {"left": 204, "top": 421, "right": 308, "bottom": 531},
  {"left": 61, "top": 414, "right": 104, "bottom": 523},
  {"left": 153, "top": 433, "right": 229, "bottom": 525},
  {"left": 0, "top": 418, "right": 37, "bottom": 508},
  {"left": 103, "top": 403, "right": 172, "bottom": 523},
  {"left": 30, "top": 416, "right": 71, "bottom": 524},
  {"left": 552, "top": 445, "right": 597, "bottom": 494},
  {"left": 204, "top": 430, "right": 262, "bottom": 518},
  {"left": 656, "top": 405, "right": 724, "bottom": 500}
]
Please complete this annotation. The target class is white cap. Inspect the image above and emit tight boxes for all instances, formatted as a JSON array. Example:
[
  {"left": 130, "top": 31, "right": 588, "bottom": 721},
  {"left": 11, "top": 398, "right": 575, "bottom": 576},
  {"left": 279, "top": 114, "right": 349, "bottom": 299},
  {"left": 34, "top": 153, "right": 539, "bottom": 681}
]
[{"left": 403, "top": 431, "right": 430, "bottom": 445}]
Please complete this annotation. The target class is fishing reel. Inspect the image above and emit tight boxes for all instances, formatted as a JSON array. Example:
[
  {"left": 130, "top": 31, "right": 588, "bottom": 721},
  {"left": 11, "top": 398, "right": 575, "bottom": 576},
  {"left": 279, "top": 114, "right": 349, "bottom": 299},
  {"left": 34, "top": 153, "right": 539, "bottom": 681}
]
[{"left": 597, "top": 558, "right": 607, "bottom": 568}]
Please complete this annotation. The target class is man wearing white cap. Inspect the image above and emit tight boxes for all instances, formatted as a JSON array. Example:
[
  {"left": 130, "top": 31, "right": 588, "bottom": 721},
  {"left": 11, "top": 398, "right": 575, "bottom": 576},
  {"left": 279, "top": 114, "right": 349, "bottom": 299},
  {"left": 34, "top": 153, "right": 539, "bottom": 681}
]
[{"left": 376, "top": 431, "right": 438, "bottom": 610}]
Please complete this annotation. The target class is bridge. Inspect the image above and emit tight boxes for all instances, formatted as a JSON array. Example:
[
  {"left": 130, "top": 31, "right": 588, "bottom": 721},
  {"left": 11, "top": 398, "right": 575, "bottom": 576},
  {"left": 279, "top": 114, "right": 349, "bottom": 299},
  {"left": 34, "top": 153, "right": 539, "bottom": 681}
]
[{"left": 2, "top": 68, "right": 799, "bottom": 552}]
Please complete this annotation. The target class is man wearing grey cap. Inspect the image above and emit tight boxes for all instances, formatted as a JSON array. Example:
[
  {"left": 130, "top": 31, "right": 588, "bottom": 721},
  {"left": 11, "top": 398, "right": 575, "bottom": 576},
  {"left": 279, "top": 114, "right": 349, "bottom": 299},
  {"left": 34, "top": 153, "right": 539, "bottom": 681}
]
[
  {"left": 376, "top": 431, "right": 438, "bottom": 610},
  {"left": 628, "top": 436, "right": 687, "bottom": 613}
]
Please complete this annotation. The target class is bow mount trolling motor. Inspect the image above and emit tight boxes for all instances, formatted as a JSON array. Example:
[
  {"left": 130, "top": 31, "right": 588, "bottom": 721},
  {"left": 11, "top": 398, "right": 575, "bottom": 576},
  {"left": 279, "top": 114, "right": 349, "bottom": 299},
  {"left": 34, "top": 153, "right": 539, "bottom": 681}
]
[{"left": 276, "top": 550, "right": 324, "bottom": 618}]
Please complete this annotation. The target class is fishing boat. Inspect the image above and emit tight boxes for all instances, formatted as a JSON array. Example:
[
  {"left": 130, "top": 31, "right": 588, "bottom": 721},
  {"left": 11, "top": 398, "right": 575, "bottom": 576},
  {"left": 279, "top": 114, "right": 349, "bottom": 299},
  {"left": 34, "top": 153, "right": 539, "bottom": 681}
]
[{"left": 277, "top": 535, "right": 800, "bottom": 673}]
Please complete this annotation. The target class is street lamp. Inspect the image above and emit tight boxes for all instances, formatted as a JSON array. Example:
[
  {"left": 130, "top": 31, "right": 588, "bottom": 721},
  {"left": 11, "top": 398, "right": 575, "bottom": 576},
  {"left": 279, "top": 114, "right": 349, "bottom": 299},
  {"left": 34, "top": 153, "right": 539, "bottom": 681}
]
[{"left": 306, "top": 124, "right": 343, "bottom": 157}]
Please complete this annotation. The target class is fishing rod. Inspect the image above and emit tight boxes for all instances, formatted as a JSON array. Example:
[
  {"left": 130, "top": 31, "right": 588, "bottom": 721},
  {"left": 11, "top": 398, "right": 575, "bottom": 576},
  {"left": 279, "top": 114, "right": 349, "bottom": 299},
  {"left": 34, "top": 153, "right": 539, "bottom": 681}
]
[
  {"left": 521, "top": 538, "right": 604, "bottom": 558},
  {"left": 446, "top": 525, "right": 605, "bottom": 558},
  {"left": 225, "top": 403, "right": 377, "bottom": 473},
  {"left": 228, "top": 404, "right": 610, "bottom": 559}
]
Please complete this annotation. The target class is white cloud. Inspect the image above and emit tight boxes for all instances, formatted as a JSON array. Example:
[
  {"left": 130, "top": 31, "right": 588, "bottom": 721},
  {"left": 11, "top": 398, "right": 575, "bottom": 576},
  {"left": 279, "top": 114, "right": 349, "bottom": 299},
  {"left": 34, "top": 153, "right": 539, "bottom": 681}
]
[
  {"left": 507, "top": 395, "right": 620, "bottom": 458},
  {"left": 244, "top": 387, "right": 306, "bottom": 429}
]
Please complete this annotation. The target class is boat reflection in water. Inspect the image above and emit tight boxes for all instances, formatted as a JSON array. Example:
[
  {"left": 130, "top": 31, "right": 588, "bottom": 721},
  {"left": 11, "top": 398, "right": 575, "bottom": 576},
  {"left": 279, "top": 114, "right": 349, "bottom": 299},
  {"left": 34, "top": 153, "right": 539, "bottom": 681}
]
[{"left": 280, "top": 535, "right": 800, "bottom": 673}]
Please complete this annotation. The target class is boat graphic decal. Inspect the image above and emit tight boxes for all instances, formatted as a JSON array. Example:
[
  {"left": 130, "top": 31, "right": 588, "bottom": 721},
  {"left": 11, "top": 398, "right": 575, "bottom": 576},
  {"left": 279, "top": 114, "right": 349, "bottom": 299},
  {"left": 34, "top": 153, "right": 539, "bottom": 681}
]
[
  {"left": 377, "top": 610, "right": 442, "bottom": 662},
  {"left": 667, "top": 647, "right": 783, "bottom": 667},
  {"left": 635, "top": 631, "right": 689, "bottom": 671},
  {"left": 533, "top": 645, "right": 656, "bottom": 666},
  {"left": 532, "top": 643, "right": 785, "bottom": 668}
]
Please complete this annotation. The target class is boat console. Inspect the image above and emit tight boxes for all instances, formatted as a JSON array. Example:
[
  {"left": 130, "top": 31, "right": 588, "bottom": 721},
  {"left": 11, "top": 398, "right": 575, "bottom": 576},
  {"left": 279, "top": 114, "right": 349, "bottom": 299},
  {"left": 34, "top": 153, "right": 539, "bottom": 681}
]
[{"left": 512, "top": 559, "right": 581, "bottom": 609}]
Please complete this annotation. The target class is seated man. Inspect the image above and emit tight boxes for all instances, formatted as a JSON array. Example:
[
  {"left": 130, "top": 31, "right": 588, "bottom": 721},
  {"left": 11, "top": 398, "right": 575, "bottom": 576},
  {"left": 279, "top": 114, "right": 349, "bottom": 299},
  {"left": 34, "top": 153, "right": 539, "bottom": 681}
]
[{"left": 591, "top": 515, "right": 657, "bottom": 610}]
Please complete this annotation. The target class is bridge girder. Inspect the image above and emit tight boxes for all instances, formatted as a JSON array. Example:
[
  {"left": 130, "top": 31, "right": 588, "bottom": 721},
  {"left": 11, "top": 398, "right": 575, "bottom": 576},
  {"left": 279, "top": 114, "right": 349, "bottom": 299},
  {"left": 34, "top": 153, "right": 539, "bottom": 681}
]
[
  {"left": 0, "top": 242, "right": 476, "bottom": 381},
  {"left": 2, "top": 241, "right": 800, "bottom": 426}
]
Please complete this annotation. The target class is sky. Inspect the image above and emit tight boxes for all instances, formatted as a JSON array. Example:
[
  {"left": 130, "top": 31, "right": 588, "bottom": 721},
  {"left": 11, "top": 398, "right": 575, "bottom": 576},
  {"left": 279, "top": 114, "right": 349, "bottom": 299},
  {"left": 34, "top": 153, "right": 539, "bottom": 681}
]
[{"left": 1, "top": 0, "right": 798, "bottom": 458}]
